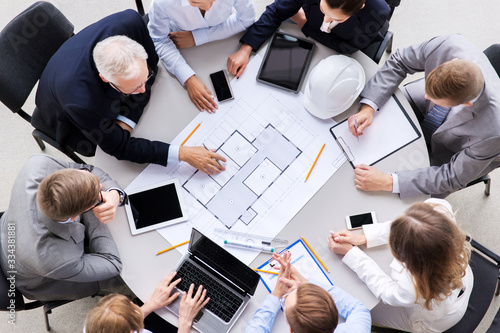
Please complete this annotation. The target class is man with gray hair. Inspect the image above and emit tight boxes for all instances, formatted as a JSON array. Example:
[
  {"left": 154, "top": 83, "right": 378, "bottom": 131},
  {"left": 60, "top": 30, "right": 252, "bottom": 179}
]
[{"left": 33, "top": 10, "right": 225, "bottom": 174}]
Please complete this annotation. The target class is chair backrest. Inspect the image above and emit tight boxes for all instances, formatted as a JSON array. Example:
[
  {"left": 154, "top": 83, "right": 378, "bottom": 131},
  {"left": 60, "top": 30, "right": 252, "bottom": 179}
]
[
  {"left": 444, "top": 241, "right": 500, "bottom": 332},
  {"left": 0, "top": 1, "right": 74, "bottom": 113},
  {"left": 484, "top": 44, "right": 500, "bottom": 77},
  {"left": 385, "top": 0, "right": 401, "bottom": 21}
]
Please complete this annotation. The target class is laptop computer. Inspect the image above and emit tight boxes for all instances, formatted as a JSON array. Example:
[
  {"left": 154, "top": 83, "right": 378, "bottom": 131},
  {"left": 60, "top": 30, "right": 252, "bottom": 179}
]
[{"left": 166, "top": 228, "right": 260, "bottom": 332}]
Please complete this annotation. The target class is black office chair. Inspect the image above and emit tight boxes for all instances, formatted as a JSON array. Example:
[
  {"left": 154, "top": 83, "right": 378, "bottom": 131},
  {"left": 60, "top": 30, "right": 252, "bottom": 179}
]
[
  {"left": 0, "top": 1, "right": 85, "bottom": 164},
  {"left": 360, "top": 0, "right": 401, "bottom": 64},
  {"left": 372, "top": 238, "right": 500, "bottom": 333},
  {"left": 486, "top": 305, "right": 500, "bottom": 332},
  {"left": 135, "top": 0, "right": 146, "bottom": 16},
  {"left": 0, "top": 211, "right": 76, "bottom": 331}
]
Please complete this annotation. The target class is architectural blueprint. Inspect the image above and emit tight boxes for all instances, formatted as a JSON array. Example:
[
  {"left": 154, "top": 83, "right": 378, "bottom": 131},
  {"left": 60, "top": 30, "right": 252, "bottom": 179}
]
[{"left": 126, "top": 55, "right": 345, "bottom": 264}]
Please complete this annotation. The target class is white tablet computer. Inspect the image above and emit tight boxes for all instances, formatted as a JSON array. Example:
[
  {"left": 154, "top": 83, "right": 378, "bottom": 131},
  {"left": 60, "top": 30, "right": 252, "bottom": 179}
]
[{"left": 125, "top": 179, "right": 188, "bottom": 235}]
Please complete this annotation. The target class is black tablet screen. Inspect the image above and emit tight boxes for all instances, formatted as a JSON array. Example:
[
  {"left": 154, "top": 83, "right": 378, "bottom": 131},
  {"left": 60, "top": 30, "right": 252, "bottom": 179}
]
[
  {"left": 129, "top": 183, "right": 183, "bottom": 229},
  {"left": 258, "top": 32, "right": 314, "bottom": 91}
]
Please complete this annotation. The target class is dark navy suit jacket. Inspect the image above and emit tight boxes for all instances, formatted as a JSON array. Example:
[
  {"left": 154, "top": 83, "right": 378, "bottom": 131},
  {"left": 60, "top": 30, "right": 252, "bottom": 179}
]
[
  {"left": 34, "top": 10, "right": 169, "bottom": 165},
  {"left": 240, "top": 0, "right": 390, "bottom": 54}
]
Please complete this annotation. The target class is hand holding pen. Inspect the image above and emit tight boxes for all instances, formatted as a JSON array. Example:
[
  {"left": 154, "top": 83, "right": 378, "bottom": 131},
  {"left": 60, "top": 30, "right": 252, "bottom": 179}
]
[{"left": 349, "top": 104, "right": 375, "bottom": 138}]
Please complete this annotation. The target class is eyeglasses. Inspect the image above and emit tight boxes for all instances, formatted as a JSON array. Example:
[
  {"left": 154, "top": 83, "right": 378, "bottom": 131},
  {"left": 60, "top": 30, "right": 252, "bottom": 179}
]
[
  {"left": 280, "top": 292, "right": 291, "bottom": 311},
  {"left": 109, "top": 69, "right": 154, "bottom": 97}
]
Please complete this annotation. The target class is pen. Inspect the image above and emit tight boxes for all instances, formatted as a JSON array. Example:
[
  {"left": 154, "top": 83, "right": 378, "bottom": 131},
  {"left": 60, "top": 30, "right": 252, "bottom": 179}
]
[
  {"left": 305, "top": 143, "right": 325, "bottom": 182},
  {"left": 203, "top": 143, "right": 223, "bottom": 167},
  {"left": 224, "top": 239, "right": 275, "bottom": 253},
  {"left": 181, "top": 122, "right": 201, "bottom": 146},
  {"left": 157, "top": 240, "right": 190, "bottom": 255},
  {"left": 353, "top": 116, "right": 359, "bottom": 142},
  {"left": 252, "top": 268, "right": 279, "bottom": 275},
  {"left": 300, "top": 236, "right": 330, "bottom": 273}
]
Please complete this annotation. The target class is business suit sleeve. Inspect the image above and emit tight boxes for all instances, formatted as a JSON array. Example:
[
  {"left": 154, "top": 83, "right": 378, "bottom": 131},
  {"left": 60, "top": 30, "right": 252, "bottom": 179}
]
[
  {"left": 396, "top": 136, "right": 500, "bottom": 198},
  {"left": 42, "top": 214, "right": 122, "bottom": 282},
  {"left": 192, "top": 0, "right": 255, "bottom": 45},
  {"left": 361, "top": 36, "right": 444, "bottom": 109},
  {"left": 240, "top": 0, "right": 304, "bottom": 51},
  {"left": 68, "top": 103, "right": 170, "bottom": 165}
]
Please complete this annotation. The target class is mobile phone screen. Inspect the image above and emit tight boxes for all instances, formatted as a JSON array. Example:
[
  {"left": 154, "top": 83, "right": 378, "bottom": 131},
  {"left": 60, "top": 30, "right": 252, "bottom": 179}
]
[
  {"left": 348, "top": 212, "right": 374, "bottom": 229},
  {"left": 210, "top": 70, "right": 233, "bottom": 102}
]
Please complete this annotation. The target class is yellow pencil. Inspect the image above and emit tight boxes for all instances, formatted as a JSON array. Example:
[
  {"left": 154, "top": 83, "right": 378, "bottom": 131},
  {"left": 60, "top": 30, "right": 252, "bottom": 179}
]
[
  {"left": 180, "top": 122, "right": 201, "bottom": 146},
  {"left": 157, "top": 240, "right": 190, "bottom": 255},
  {"left": 253, "top": 268, "right": 279, "bottom": 275},
  {"left": 301, "top": 236, "right": 330, "bottom": 273},
  {"left": 305, "top": 143, "right": 325, "bottom": 182}
]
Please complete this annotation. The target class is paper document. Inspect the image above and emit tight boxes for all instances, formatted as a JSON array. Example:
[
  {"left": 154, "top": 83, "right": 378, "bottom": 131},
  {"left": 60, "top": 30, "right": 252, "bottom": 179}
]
[
  {"left": 126, "top": 54, "right": 345, "bottom": 265},
  {"left": 257, "top": 239, "right": 332, "bottom": 293},
  {"left": 330, "top": 95, "right": 421, "bottom": 167}
]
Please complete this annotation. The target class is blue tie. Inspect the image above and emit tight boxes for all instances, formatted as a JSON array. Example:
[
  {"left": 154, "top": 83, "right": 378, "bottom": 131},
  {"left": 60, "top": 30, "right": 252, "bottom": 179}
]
[{"left": 421, "top": 104, "right": 451, "bottom": 144}]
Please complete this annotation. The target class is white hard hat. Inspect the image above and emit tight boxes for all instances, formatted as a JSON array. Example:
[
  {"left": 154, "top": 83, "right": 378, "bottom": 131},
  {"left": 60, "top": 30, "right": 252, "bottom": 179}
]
[{"left": 304, "top": 55, "right": 365, "bottom": 119}]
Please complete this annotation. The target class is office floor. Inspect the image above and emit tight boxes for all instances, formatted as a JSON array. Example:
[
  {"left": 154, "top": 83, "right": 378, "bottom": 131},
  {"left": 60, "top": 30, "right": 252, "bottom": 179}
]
[{"left": 1, "top": 0, "right": 500, "bottom": 332}]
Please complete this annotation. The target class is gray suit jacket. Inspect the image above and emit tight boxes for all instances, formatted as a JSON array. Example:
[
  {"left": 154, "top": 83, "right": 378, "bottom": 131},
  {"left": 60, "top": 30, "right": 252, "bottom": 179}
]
[
  {"left": 361, "top": 34, "right": 500, "bottom": 199},
  {"left": 0, "top": 155, "right": 122, "bottom": 301}
]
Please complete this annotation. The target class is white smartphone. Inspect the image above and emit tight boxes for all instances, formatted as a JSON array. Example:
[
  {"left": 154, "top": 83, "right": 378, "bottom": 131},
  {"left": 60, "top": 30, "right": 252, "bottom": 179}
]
[
  {"left": 345, "top": 212, "right": 377, "bottom": 230},
  {"left": 209, "top": 69, "right": 234, "bottom": 103}
]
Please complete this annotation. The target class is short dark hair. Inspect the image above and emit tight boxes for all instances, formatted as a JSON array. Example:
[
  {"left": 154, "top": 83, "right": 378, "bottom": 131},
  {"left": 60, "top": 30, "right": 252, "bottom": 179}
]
[
  {"left": 285, "top": 283, "right": 338, "bottom": 333},
  {"left": 324, "top": 0, "right": 365, "bottom": 16}
]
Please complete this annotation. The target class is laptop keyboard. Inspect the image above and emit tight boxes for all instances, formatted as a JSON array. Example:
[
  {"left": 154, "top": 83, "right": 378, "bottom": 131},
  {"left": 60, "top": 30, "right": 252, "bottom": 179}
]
[{"left": 175, "top": 261, "right": 243, "bottom": 323}]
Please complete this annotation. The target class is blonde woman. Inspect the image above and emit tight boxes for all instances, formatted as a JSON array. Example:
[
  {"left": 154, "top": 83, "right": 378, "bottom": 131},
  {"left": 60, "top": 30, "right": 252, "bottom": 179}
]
[
  {"left": 329, "top": 199, "right": 473, "bottom": 332},
  {"left": 85, "top": 272, "right": 209, "bottom": 333}
]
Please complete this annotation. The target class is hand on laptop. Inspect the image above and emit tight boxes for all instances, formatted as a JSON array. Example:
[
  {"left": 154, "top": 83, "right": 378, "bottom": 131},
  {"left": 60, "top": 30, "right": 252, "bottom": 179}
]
[
  {"left": 141, "top": 272, "right": 181, "bottom": 318},
  {"left": 178, "top": 284, "right": 210, "bottom": 333}
]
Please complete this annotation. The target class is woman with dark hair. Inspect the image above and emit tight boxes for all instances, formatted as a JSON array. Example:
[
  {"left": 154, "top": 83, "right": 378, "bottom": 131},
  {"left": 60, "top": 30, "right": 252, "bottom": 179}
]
[{"left": 329, "top": 199, "right": 472, "bottom": 332}]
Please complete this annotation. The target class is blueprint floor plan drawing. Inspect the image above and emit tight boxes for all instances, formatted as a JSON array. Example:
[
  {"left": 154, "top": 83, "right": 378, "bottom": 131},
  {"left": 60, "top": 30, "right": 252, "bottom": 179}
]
[{"left": 126, "top": 55, "right": 345, "bottom": 264}]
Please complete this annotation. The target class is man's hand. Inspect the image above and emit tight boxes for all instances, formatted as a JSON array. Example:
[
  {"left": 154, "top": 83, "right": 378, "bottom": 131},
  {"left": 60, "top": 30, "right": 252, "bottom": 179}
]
[
  {"left": 227, "top": 44, "right": 252, "bottom": 78},
  {"left": 327, "top": 233, "right": 354, "bottom": 255},
  {"left": 271, "top": 251, "right": 292, "bottom": 298},
  {"left": 179, "top": 146, "right": 227, "bottom": 174},
  {"left": 348, "top": 104, "right": 375, "bottom": 137},
  {"left": 329, "top": 229, "right": 367, "bottom": 246},
  {"left": 92, "top": 190, "right": 119, "bottom": 224},
  {"left": 354, "top": 164, "right": 393, "bottom": 192},
  {"left": 178, "top": 284, "right": 210, "bottom": 333},
  {"left": 272, "top": 252, "right": 307, "bottom": 284},
  {"left": 185, "top": 75, "right": 217, "bottom": 113},
  {"left": 290, "top": 8, "right": 307, "bottom": 28},
  {"left": 141, "top": 272, "right": 182, "bottom": 318},
  {"left": 169, "top": 31, "right": 195, "bottom": 49}
]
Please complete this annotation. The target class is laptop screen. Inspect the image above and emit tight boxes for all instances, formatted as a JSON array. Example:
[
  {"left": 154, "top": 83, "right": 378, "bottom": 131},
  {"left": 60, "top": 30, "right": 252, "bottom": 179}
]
[{"left": 189, "top": 228, "right": 260, "bottom": 295}]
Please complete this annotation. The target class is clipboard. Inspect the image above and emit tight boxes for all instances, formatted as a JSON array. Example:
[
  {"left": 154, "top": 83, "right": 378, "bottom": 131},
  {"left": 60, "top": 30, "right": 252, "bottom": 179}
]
[
  {"left": 330, "top": 95, "right": 421, "bottom": 168},
  {"left": 257, "top": 239, "right": 332, "bottom": 293}
]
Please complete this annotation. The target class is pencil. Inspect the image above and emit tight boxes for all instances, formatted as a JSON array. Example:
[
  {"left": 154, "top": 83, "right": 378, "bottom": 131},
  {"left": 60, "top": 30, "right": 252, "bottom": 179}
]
[
  {"left": 180, "top": 122, "right": 201, "bottom": 146},
  {"left": 252, "top": 268, "right": 279, "bottom": 275},
  {"left": 305, "top": 143, "right": 325, "bottom": 182},
  {"left": 300, "top": 236, "right": 330, "bottom": 273},
  {"left": 156, "top": 240, "right": 190, "bottom": 255}
]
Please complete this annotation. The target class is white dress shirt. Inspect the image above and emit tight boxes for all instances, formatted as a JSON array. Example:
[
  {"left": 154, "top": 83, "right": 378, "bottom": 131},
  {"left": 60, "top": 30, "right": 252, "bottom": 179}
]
[
  {"left": 148, "top": 0, "right": 255, "bottom": 85},
  {"left": 342, "top": 198, "right": 473, "bottom": 332}
]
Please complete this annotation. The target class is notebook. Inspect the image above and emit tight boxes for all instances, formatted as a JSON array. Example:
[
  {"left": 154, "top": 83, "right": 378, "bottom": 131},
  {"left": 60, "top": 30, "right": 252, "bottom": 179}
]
[{"left": 166, "top": 228, "right": 260, "bottom": 332}]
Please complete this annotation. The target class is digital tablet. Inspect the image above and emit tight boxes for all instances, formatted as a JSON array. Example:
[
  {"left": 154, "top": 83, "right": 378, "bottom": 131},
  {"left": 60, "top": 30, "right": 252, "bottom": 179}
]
[
  {"left": 257, "top": 31, "right": 315, "bottom": 93},
  {"left": 125, "top": 179, "right": 188, "bottom": 235}
]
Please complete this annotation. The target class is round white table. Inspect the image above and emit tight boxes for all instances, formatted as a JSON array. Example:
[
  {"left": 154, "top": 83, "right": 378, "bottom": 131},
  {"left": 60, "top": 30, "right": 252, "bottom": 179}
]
[{"left": 95, "top": 23, "right": 429, "bottom": 332}]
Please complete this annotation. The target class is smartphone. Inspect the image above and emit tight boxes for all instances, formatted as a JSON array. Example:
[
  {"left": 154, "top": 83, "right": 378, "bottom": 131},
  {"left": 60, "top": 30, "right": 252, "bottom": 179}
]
[
  {"left": 209, "top": 69, "right": 234, "bottom": 103},
  {"left": 345, "top": 212, "right": 377, "bottom": 230}
]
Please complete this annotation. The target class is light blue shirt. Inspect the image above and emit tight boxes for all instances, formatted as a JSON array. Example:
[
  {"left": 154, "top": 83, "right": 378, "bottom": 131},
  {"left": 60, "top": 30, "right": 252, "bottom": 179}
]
[
  {"left": 148, "top": 0, "right": 255, "bottom": 85},
  {"left": 244, "top": 279, "right": 372, "bottom": 333}
]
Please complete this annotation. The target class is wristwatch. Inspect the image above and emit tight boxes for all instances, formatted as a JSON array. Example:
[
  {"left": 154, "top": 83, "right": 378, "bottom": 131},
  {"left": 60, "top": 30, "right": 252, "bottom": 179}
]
[{"left": 107, "top": 187, "right": 127, "bottom": 207}]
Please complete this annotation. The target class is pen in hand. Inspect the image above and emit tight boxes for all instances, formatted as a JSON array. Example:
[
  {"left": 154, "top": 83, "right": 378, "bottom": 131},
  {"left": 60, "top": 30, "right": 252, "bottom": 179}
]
[{"left": 353, "top": 115, "right": 359, "bottom": 142}]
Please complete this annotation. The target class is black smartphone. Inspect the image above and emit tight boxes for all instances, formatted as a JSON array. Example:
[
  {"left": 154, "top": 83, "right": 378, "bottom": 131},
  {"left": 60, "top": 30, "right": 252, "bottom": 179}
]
[
  {"left": 209, "top": 69, "right": 234, "bottom": 103},
  {"left": 345, "top": 212, "right": 377, "bottom": 230}
]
